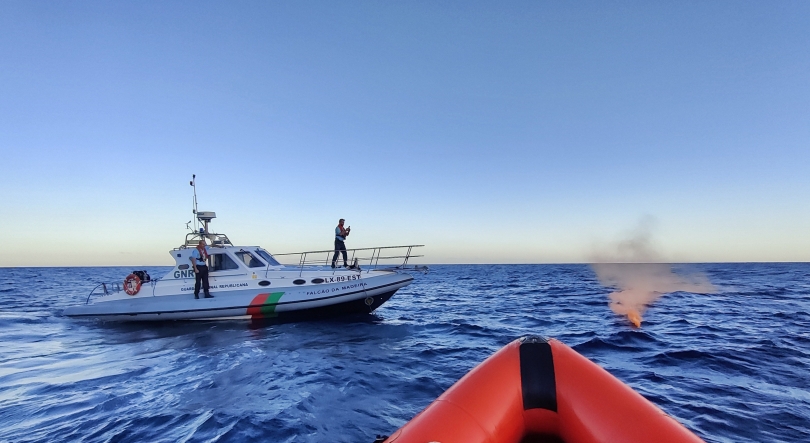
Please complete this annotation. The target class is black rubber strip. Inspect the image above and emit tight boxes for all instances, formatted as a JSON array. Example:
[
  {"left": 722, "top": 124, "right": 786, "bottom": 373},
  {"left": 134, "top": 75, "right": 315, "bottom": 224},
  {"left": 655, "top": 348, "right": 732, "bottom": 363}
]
[{"left": 519, "top": 335, "right": 557, "bottom": 411}]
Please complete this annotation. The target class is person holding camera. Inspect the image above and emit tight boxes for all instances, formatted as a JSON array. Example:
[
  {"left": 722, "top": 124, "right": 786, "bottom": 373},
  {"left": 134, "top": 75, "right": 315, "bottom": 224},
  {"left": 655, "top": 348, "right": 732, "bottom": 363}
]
[{"left": 332, "top": 218, "right": 351, "bottom": 268}]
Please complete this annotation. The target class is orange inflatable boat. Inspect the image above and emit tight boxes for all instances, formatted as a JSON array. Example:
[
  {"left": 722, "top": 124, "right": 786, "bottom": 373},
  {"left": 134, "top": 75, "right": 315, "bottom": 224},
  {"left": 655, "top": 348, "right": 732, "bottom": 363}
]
[{"left": 378, "top": 336, "right": 704, "bottom": 443}]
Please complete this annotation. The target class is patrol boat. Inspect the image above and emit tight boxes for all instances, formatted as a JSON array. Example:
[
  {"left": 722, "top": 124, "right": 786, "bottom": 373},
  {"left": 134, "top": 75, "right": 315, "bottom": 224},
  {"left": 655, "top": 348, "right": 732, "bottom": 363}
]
[{"left": 64, "top": 208, "right": 425, "bottom": 322}]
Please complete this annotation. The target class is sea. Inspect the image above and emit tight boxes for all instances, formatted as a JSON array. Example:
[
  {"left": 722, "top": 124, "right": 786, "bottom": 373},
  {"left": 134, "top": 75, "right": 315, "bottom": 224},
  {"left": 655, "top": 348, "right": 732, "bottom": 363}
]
[{"left": 0, "top": 263, "right": 808, "bottom": 443}]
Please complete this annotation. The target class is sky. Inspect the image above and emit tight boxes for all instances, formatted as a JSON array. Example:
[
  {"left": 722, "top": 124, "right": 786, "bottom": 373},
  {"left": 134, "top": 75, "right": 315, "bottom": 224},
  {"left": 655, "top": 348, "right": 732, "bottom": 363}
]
[{"left": 1, "top": 1, "right": 808, "bottom": 266}]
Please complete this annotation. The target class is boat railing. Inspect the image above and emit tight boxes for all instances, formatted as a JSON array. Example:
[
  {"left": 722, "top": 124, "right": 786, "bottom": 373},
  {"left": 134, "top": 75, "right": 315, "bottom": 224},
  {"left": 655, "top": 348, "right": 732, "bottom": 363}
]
[
  {"left": 85, "top": 282, "right": 123, "bottom": 304},
  {"left": 183, "top": 231, "right": 233, "bottom": 248},
  {"left": 84, "top": 278, "right": 161, "bottom": 305},
  {"left": 270, "top": 245, "right": 428, "bottom": 277}
]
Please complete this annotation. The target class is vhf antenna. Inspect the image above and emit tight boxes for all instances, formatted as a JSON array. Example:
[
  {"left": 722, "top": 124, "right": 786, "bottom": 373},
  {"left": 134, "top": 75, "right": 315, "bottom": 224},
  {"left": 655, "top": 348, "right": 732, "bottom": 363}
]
[{"left": 190, "top": 174, "right": 198, "bottom": 232}]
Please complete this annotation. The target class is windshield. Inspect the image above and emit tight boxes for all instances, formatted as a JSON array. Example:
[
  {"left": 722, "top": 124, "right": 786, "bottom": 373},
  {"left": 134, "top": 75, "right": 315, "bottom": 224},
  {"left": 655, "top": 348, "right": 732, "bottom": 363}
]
[
  {"left": 235, "top": 251, "right": 265, "bottom": 268},
  {"left": 255, "top": 249, "right": 280, "bottom": 266}
]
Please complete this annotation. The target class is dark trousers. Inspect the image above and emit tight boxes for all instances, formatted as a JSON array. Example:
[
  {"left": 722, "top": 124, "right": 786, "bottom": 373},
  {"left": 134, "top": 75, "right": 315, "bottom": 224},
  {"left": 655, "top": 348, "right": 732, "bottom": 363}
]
[
  {"left": 194, "top": 265, "right": 210, "bottom": 297},
  {"left": 332, "top": 239, "right": 347, "bottom": 266}
]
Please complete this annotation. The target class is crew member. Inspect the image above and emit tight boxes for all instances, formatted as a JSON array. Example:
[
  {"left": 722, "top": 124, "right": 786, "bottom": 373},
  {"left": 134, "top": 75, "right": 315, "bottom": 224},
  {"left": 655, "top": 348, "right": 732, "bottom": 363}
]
[
  {"left": 332, "top": 218, "right": 351, "bottom": 268},
  {"left": 190, "top": 239, "right": 214, "bottom": 299}
]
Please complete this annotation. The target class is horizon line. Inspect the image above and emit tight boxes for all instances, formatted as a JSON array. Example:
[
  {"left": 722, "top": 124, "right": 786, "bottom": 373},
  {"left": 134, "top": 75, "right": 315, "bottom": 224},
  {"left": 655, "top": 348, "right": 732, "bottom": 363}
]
[{"left": 2, "top": 260, "right": 809, "bottom": 269}]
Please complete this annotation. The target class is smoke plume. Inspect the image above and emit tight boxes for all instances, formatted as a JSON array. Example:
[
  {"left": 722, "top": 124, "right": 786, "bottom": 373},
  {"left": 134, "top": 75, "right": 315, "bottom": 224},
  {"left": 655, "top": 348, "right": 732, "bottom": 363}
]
[{"left": 590, "top": 217, "right": 715, "bottom": 327}]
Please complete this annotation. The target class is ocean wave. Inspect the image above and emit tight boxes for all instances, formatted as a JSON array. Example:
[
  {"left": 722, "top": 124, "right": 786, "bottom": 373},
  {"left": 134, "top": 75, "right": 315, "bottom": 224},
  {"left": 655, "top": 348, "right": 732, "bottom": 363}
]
[{"left": 0, "top": 264, "right": 808, "bottom": 442}]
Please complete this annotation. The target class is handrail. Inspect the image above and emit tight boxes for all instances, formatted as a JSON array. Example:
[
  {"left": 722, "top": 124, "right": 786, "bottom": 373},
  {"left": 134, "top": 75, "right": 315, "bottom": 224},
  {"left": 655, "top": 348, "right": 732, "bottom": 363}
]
[
  {"left": 84, "top": 278, "right": 160, "bottom": 304},
  {"left": 273, "top": 245, "right": 425, "bottom": 256},
  {"left": 85, "top": 281, "right": 122, "bottom": 304},
  {"left": 268, "top": 245, "right": 426, "bottom": 277},
  {"left": 182, "top": 231, "right": 233, "bottom": 248}
]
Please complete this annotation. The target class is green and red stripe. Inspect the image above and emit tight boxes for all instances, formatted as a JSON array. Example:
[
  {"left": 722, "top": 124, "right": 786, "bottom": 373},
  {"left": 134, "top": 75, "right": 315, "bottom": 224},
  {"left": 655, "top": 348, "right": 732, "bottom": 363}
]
[{"left": 247, "top": 292, "right": 285, "bottom": 319}]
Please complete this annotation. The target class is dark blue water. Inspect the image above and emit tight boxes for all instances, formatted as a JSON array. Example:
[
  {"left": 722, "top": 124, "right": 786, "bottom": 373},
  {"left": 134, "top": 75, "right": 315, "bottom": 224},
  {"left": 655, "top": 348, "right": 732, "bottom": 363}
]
[{"left": 1, "top": 264, "right": 808, "bottom": 443}]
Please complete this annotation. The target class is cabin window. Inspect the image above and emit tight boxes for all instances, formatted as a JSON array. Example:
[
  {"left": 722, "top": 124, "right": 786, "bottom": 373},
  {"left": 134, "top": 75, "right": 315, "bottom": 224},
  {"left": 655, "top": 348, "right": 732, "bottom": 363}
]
[
  {"left": 210, "top": 253, "right": 240, "bottom": 272},
  {"left": 255, "top": 249, "right": 281, "bottom": 266},
  {"left": 235, "top": 251, "right": 265, "bottom": 268}
]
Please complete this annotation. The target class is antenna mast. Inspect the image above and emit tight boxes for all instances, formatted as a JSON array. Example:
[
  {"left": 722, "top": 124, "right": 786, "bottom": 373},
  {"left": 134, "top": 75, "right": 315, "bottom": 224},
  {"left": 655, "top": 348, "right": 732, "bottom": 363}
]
[
  {"left": 190, "top": 174, "right": 198, "bottom": 232},
  {"left": 189, "top": 175, "right": 216, "bottom": 238}
]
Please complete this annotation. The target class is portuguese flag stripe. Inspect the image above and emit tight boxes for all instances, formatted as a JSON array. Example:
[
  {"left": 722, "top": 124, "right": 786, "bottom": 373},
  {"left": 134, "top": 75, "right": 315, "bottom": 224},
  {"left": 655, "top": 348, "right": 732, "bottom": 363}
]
[{"left": 247, "top": 292, "right": 285, "bottom": 319}]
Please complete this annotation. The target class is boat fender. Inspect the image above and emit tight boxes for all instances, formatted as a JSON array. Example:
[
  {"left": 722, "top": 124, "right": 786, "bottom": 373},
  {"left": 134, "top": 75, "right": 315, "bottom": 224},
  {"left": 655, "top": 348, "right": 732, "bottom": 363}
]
[{"left": 124, "top": 274, "right": 142, "bottom": 296}]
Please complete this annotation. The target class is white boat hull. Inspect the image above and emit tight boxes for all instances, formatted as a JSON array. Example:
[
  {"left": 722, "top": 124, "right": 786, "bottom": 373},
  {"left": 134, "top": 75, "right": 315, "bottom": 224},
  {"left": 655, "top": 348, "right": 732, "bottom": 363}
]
[{"left": 64, "top": 271, "right": 413, "bottom": 322}]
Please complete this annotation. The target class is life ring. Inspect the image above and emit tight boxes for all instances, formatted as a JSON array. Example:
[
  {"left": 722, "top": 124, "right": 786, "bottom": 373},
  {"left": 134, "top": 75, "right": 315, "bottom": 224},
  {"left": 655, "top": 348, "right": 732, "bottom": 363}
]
[{"left": 124, "top": 274, "right": 141, "bottom": 296}]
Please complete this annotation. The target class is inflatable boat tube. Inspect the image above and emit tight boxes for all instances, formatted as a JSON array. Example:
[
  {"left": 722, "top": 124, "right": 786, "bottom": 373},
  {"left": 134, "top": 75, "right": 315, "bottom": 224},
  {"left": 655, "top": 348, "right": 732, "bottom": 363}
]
[{"left": 381, "top": 336, "right": 704, "bottom": 443}]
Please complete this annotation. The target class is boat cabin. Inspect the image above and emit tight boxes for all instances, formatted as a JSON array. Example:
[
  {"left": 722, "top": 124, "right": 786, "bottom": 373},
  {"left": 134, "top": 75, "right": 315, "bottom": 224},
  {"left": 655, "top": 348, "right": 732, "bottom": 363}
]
[{"left": 168, "top": 227, "right": 282, "bottom": 280}]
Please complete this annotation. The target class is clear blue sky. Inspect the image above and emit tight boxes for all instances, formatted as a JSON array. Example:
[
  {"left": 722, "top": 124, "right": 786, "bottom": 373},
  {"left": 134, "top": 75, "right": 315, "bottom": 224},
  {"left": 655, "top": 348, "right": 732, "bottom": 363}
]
[{"left": 1, "top": 1, "right": 808, "bottom": 266}]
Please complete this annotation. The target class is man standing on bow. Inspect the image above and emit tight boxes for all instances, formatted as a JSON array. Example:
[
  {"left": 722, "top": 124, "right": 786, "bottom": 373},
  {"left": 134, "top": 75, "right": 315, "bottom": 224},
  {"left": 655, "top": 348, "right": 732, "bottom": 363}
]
[
  {"left": 332, "top": 218, "right": 351, "bottom": 268},
  {"left": 190, "top": 239, "right": 214, "bottom": 299}
]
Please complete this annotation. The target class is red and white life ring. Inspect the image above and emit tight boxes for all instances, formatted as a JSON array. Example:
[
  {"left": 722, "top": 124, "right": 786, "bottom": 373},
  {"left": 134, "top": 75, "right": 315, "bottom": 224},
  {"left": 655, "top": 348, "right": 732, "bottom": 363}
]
[{"left": 124, "top": 274, "right": 142, "bottom": 296}]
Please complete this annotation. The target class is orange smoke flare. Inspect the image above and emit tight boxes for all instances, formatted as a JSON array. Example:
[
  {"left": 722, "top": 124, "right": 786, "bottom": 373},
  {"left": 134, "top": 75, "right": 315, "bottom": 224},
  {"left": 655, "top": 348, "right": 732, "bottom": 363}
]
[{"left": 627, "top": 309, "right": 642, "bottom": 328}]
